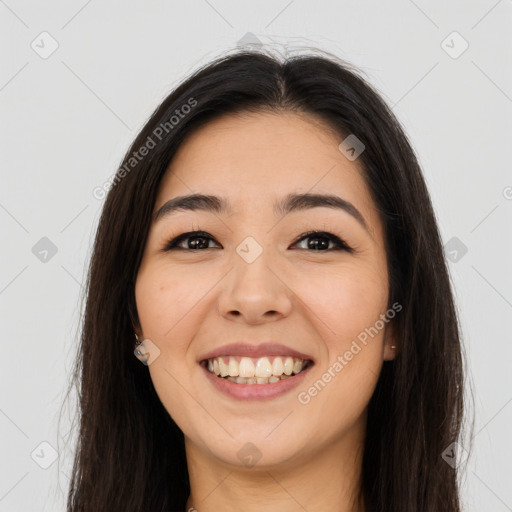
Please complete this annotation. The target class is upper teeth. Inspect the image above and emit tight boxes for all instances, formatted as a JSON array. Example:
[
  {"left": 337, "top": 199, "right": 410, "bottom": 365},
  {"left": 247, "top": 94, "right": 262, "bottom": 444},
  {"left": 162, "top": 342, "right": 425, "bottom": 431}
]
[{"left": 207, "top": 356, "right": 307, "bottom": 378}]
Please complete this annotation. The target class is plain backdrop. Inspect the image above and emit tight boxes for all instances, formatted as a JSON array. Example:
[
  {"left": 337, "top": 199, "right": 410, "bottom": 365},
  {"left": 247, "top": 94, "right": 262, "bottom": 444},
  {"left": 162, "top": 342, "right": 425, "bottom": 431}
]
[{"left": 1, "top": 1, "right": 511, "bottom": 511}]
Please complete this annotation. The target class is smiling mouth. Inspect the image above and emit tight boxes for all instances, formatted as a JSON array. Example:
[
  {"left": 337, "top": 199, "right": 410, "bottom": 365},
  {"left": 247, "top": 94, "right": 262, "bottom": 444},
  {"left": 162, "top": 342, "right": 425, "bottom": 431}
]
[{"left": 201, "top": 355, "right": 314, "bottom": 385}]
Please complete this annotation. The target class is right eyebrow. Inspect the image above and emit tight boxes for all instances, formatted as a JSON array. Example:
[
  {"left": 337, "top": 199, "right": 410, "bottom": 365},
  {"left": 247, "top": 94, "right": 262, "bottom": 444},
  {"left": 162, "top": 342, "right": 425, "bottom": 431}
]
[{"left": 154, "top": 194, "right": 230, "bottom": 222}]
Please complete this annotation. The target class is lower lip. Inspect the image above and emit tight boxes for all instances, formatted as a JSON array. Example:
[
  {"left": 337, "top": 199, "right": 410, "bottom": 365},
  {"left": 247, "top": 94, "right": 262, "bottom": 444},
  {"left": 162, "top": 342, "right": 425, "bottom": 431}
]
[{"left": 201, "top": 362, "right": 314, "bottom": 401}]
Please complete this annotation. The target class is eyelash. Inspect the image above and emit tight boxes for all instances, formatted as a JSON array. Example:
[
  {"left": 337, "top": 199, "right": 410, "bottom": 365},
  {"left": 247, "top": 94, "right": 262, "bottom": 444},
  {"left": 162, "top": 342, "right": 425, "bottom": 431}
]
[{"left": 162, "top": 230, "right": 353, "bottom": 253}]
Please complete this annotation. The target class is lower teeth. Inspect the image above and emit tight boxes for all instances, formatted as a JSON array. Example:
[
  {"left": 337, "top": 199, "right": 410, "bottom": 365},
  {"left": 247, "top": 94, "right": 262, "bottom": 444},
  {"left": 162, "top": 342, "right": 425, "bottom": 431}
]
[{"left": 222, "top": 374, "right": 294, "bottom": 384}]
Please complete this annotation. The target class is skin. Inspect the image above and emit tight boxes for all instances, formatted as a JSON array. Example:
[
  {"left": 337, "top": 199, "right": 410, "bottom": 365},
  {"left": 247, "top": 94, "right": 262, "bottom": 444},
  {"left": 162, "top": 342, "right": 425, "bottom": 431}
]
[{"left": 134, "top": 110, "right": 397, "bottom": 512}]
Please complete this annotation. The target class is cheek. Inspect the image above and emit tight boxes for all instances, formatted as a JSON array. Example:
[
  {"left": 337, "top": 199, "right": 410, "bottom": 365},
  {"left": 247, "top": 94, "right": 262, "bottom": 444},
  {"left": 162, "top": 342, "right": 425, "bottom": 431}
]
[
  {"left": 296, "top": 262, "right": 388, "bottom": 346},
  {"left": 135, "top": 266, "right": 204, "bottom": 430},
  {"left": 135, "top": 263, "right": 208, "bottom": 342},
  {"left": 295, "top": 265, "right": 388, "bottom": 422}
]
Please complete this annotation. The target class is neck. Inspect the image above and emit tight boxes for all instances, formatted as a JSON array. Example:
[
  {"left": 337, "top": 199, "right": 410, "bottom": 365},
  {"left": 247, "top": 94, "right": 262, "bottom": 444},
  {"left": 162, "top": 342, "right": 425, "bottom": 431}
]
[{"left": 184, "top": 418, "right": 366, "bottom": 512}]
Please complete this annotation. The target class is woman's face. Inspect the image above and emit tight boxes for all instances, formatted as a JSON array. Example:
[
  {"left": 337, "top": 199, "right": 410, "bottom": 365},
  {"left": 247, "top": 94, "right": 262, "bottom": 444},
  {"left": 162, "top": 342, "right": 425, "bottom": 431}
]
[{"left": 135, "top": 110, "right": 396, "bottom": 469}]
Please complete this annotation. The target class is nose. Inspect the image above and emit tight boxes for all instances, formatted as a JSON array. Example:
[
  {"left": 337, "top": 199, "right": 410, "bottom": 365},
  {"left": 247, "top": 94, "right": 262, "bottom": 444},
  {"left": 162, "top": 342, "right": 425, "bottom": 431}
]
[{"left": 218, "top": 248, "right": 293, "bottom": 325}]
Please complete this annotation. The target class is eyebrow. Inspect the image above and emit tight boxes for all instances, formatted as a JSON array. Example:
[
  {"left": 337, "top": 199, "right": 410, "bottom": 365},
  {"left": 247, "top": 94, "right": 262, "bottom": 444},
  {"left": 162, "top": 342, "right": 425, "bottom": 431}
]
[{"left": 154, "top": 192, "right": 372, "bottom": 236}]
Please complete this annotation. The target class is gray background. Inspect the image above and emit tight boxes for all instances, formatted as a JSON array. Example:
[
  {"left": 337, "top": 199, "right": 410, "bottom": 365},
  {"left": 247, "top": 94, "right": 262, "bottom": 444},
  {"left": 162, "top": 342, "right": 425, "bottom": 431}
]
[{"left": 1, "top": 1, "right": 511, "bottom": 510}]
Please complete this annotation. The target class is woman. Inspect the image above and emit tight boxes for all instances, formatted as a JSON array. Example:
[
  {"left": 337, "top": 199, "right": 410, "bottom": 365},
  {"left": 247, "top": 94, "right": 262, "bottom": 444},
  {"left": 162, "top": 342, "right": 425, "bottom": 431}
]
[{"left": 65, "top": 47, "right": 470, "bottom": 511}]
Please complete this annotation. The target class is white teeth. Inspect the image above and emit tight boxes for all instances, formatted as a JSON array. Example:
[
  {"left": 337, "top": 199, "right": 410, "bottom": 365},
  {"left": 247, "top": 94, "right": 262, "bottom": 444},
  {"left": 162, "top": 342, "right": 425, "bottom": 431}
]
[
  {"left": 228, "top": 358, "right": 238, "bottom": 377},
  {"left": 255, "top": 357, "right": 272, "bottom": 378},
  {"left": 283, "top": 357, "right": 294, "bottom": 375},
  {"left": 271, "top": 357, "right": 284, "bottom": 376},
  {"left": 239, "top": 357, "right": 255, "bottom": 378},
  {"left": 219, "top": 358, "right": 229, "bottom": 377},
  {"left": 206, "top": 355, "right": 310, "bottom": 383}
]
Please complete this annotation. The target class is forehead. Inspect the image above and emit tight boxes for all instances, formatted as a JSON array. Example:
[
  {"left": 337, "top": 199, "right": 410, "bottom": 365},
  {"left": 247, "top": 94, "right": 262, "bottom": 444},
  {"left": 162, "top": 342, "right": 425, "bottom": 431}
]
[{"left": 155, "top": 111, "right": 381, "bottom": 237}]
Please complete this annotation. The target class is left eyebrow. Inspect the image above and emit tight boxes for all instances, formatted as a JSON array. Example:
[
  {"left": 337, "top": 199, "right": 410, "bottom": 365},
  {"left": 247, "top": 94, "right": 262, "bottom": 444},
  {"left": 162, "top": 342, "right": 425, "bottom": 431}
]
[
  {"left": 273, "top": 192, "right": 371, "bottom": 237},
  {"left": 153, "top": 192, "right": 372, "bottom": 238}
]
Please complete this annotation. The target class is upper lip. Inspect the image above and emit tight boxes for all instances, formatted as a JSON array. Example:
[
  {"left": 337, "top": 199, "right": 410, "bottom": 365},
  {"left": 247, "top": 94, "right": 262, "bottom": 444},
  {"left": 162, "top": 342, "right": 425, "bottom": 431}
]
[{"left": 198, "top": 342, "right": 315, "bottom": 363}]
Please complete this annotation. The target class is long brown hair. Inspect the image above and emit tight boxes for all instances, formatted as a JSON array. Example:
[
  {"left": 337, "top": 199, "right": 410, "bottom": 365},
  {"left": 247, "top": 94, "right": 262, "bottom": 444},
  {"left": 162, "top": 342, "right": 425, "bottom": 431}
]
[{"left": 63, "top": 47, "right": 473, "bottom": 511}]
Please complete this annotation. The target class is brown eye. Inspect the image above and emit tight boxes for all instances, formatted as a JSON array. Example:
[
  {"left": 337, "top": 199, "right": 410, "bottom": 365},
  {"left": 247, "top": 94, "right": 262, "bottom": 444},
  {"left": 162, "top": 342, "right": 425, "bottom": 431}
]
[
  {"left": 291, "top": 231, "right": 353, "bottom": 252},
  {"left": 164, "top": 231, "right": 220, "bottom": 251},
  {"left": 163, "top": 230, "right": 353, "bottom": 253}
]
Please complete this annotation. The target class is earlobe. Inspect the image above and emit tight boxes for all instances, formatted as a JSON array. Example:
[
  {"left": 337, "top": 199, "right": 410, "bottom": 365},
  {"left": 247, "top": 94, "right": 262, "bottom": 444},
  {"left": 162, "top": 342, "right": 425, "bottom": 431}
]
[
  {"left": 382, "top": 323, "right": 398, "bottom": 360},
  {"left": 128, "top": 289, "right": 141, "bottom": 334},
  {"left": 129, "top": 300, "right": 144, "bottom": 345},
  {"left": 132, "top": 322, "right": 145, "bottom": 347},
  {"left": 385, "top": 343, "right": 397, "bottom": 361},
  {"left": 133, "top": 328, "right": 143, "bottom": 344}
]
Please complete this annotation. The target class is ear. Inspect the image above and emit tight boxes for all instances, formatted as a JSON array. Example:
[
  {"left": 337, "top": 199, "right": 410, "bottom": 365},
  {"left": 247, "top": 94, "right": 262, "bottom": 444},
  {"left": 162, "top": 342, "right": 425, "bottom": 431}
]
[
  {"left": 128, "top": 287, "right": 143, "bottom": 343},
  {"left": 133, "top": 324, "right": 144, "bottom": 343},
  {"left": 382, "top": 321, "right": 398, "bottom": 361}
]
